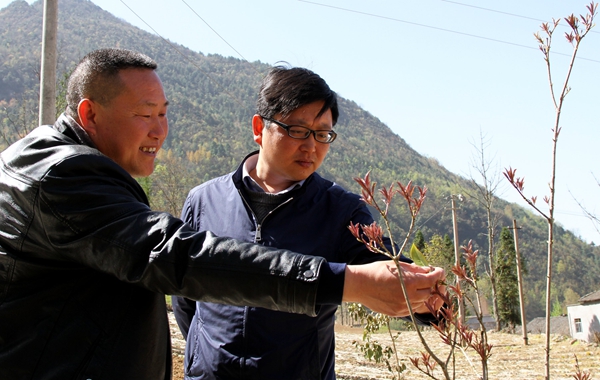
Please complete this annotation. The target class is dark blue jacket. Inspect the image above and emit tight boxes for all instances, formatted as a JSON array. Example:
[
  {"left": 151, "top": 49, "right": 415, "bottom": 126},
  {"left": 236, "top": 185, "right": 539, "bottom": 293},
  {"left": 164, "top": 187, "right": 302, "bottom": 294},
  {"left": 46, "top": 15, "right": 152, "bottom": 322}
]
[{"left": 173, "top": 152, "right": 402, "bottom": 380}]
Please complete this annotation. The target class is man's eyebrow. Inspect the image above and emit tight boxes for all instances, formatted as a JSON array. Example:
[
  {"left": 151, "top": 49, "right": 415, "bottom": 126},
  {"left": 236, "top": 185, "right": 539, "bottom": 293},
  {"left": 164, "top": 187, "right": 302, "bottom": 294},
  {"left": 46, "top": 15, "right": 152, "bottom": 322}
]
[
  {"left": 294, "top": 119, "right": 332, "bottom": 129},
  {"left": 144, "top": 100, "right": 170, "bottom": 107}
]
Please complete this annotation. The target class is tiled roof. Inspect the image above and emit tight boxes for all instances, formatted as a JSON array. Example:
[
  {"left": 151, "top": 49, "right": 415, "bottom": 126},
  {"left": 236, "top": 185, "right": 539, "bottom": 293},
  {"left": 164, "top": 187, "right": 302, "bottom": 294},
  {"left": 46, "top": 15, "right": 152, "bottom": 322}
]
[{"left": 579, "top": 290, "right": 600, "bottom": 303}]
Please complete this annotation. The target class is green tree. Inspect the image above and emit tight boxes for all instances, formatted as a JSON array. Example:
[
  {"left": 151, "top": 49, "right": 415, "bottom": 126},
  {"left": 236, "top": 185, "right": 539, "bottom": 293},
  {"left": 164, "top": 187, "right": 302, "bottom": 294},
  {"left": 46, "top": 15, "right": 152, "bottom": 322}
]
[
  {"left": 55, "top": 70, "right": 72, "bottom": 119},
  {"left": 550, "top": 298, "right": 563, "bottom": 317},
  {"left": 148, "top": 149, "right": 197, "bottom": 216},
  {"left": 0, "top": 93, "right": 37, "bottom": 149},
  {"left": 563, "top": 288, "right": 580, "bottom": 306},
  {"left": 495, "top": 227, "right": 520, "bottom": 328},
  {"left": 422, "top": 234, "right": 454, "bottom": 278},
  {"left": 413, "top": 230, "right": 425, "bottom": 251},
  {"left": 443, "top": 234, "right": 454, "bottom": 255}
]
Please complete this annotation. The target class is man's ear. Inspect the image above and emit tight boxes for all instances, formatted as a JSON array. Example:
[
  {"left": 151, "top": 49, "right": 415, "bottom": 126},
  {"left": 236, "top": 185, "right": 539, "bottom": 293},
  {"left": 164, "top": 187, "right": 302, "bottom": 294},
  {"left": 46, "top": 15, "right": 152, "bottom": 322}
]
[
  {"left": 77, "top": 99, "right": 98, "bottom": 137},
  {"left": 252, "top": 114, "right": 265, "bottom": 146}
]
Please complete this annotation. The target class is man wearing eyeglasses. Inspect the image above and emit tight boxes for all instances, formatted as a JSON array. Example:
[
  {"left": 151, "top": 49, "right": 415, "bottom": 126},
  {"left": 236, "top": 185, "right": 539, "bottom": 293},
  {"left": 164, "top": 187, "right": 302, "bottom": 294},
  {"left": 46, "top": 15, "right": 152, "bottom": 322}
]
[{"left": 172, "top": 65, "right": 444, "bottom": 380}]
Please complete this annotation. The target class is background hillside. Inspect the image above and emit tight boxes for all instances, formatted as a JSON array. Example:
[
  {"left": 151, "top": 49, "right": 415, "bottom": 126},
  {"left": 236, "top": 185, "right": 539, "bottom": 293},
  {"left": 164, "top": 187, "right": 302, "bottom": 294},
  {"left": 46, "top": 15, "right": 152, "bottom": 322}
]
[{"left": 1, "top": 0, "right": 598, "bottom": 319}]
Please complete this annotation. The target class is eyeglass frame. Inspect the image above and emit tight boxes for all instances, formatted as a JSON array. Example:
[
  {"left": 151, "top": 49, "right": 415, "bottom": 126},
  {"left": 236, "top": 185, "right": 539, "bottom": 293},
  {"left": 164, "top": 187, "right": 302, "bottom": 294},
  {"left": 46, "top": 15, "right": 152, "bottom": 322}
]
[{"left": 261, "top": 116, "right": 337, "bottom": 144}]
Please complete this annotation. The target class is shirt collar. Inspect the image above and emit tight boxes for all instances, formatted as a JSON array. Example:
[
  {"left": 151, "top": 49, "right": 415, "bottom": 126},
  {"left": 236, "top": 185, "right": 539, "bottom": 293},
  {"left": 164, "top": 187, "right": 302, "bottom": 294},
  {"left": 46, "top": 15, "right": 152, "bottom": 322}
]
[{"left": 242, "top": 154, "right": 305, "bottom": 194}]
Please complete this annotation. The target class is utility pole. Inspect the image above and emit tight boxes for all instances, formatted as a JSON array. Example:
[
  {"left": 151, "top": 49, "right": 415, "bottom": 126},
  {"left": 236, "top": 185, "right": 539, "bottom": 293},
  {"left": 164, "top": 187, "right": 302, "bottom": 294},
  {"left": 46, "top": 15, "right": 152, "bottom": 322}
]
[
  {"left": 39, "top": 0, "right": 58, "bottom": 125},
  {"left": 451, "top": 194, "right": 465, "bottom": 324},
  {"left": 511, "top": 219, "right": 528, "bottom": 345}
]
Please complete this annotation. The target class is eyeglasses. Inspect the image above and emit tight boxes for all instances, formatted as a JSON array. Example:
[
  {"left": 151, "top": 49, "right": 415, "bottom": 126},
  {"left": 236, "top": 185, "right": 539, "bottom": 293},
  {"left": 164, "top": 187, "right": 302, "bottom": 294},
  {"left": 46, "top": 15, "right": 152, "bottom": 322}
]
[{"left": 262, "top": 117, "right": 337, "bottom": 144}]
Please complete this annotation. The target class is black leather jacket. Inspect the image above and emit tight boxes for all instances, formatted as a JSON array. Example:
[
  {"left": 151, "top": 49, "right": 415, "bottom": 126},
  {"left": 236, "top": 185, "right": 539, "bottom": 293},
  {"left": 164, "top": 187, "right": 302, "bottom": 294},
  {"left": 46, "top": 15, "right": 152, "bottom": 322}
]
[{"left": 0, "top": 114, "right": 324, "bottom": 380}]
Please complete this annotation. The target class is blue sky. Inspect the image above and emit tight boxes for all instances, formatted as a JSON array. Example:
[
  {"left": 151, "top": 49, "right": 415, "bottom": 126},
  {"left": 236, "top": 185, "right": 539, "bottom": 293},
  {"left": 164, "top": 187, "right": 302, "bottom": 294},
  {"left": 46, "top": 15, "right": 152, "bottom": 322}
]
[{"left": 2, "top": 0, "right": 599, "bottom": 243}]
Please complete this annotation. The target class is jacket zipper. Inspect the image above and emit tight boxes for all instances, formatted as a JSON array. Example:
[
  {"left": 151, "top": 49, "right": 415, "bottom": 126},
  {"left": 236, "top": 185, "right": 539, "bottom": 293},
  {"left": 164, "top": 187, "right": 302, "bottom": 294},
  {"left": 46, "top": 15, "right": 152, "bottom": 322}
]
[{"left": 238, "top": 189, "right": 294, "bottom": 243}]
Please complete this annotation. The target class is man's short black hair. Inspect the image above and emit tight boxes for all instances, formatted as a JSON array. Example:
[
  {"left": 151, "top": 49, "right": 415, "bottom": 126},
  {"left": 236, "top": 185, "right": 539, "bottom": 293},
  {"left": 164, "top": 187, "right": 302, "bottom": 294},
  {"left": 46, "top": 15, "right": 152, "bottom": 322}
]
[
  {"left": 66, "top": 48, "right": 157, "bottom": 118},
  {"left": 256, "top": 65, "right": 339, "bottom": 126}
]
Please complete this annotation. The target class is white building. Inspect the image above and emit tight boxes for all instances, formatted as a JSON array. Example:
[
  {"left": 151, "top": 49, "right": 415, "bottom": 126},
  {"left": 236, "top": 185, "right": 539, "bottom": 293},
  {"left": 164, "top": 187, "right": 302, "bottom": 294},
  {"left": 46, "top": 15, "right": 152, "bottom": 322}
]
[{"left": 567, "top": 290, "right": 600, "bottom": 343}]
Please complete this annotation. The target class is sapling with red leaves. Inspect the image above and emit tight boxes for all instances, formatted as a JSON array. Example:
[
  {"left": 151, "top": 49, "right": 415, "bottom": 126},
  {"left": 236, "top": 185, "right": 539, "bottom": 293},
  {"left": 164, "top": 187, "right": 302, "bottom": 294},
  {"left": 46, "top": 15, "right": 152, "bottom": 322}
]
[
  {"left": 503, "top": 3, "right": 597, "bottom": 379},
  {"left": 348, "top": 172, "right": 492, "bottom": 380}
]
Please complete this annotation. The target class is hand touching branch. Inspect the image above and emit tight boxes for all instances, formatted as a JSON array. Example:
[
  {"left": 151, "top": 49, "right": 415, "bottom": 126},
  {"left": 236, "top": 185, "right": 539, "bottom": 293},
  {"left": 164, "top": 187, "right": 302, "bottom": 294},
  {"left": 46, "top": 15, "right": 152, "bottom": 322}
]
[{"left": 343, "top": 261, "right": 445, "bottom": 317}]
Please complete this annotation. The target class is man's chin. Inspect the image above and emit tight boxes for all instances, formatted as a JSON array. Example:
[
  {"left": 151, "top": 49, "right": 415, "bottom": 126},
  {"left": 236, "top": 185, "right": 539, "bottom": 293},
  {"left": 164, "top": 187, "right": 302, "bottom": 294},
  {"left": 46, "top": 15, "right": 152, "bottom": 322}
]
[{"left": 129, "top": 167, "right": 154, "bottom": 178}]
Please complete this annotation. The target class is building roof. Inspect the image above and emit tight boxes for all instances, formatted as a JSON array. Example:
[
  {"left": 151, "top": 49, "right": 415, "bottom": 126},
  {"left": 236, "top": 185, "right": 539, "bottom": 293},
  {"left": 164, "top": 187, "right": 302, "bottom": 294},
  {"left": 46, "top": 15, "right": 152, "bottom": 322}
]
[{"left": 579, "top": 290, "right": 600, "bottom": 304}]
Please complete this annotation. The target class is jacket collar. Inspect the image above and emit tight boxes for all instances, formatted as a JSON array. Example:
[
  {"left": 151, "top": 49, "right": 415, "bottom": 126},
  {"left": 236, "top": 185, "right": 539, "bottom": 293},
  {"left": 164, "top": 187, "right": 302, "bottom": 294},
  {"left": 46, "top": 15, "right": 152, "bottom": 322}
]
[
  {"left": 52, "top": 113, "right": 97, "bottom": 149},
  {"left": 232, "top": 150, "right": 314, "bottom": 194}
]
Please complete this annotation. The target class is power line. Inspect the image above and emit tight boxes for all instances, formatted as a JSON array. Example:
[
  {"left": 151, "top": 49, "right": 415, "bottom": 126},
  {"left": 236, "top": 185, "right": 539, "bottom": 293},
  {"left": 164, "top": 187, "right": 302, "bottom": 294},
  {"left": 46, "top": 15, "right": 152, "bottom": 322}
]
[
  {"left": 416, "top": 204, "right": 449, "bottom": 232},
  {"left": 179, "top": 0, "right": 250, "bottom": 63},
  {"left": 298, "top": 0, "right": 600, "bottom": 64},
  {"left": 554, "top": 209, "right": 595, "bottom": 218},
  {"left": 442, "top": 0, "right": 545, "bottom": 22},
  {"left": 178, "top": 0, "right": 263, "bottom": 76},
  {"left": 119, "top": 0, "right": 247, "bottom": 108},
  {"left": 440, "top": 0, "right": 600, "bottom": 34}
]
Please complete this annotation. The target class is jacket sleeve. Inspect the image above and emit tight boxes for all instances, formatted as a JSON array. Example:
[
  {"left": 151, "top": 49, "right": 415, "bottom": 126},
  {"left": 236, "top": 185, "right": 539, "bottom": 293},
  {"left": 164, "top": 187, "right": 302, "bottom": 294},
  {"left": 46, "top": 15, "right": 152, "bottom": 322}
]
[{"left": 32, "top": 154, "right": 324, "bottom": 316}]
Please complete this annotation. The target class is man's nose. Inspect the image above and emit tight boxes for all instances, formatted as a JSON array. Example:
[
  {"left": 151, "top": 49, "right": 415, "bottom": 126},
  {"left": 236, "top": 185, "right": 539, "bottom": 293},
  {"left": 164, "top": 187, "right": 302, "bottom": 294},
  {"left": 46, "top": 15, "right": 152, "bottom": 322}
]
[
  {"left": 300, "top": 134, "right": 317, "bottom": 151},
  {"left": 150, "top": 118, "right": 168, "bottom": 140}
]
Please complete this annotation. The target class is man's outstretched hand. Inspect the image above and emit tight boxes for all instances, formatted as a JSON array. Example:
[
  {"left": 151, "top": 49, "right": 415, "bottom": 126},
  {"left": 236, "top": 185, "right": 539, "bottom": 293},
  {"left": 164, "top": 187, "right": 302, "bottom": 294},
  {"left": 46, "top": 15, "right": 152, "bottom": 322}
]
[{"left": 342, "top": 261, "right": 445, "bottom": 317}]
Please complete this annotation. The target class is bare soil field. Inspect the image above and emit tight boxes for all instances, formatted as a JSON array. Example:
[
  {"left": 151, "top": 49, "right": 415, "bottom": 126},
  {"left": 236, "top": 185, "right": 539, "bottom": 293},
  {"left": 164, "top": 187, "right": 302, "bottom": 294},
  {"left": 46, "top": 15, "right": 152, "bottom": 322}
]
[{"left": 169, "top": 313, "right": 600, "bottom": 379}]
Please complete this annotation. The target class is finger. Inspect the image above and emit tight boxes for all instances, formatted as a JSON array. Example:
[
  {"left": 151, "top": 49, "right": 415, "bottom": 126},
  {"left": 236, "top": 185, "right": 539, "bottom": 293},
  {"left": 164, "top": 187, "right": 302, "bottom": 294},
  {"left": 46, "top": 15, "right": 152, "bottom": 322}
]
[
  {"left": 419, "top": 267, "right": 445, "bottom": 288},
  {"left": 411, "top": 294, "right": 445, "bottom": 314},
  {"left": 408, "top": 287, "right": 435, "bottom": 303},
  {"left": 409, "top": 277, "right": 443, "bottom": 292},
  {"left": 426, "top": 294, "right": 445, "bottom": 311},
  {"left": 429, "top": 266, "right": 445, "bottom": 279},
  {"left": 412, "top": 302, "right": 431, "bottom": 314},
  {"left": 403, "top": 266, "right": 444, "bottom": 282},
  {"left": 399, "top": 262, "right": 429, "bottom": 274}
]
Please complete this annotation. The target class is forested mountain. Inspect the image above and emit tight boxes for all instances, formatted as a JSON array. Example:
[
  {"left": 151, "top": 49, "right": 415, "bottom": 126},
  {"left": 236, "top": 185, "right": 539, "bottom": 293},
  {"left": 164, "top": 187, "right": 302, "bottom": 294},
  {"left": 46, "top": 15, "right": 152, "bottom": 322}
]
[{"left": 1, "top": 0, "right": 598, "bottom": 319}]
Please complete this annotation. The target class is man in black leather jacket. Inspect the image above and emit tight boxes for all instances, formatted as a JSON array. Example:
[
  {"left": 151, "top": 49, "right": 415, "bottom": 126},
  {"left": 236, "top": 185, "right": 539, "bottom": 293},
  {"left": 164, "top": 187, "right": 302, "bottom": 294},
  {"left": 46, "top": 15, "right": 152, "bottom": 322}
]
[{"left": 0, "top": 48, "right": 445, "bottom": 379}]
